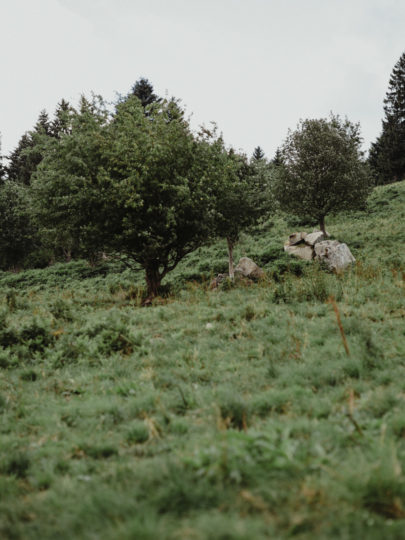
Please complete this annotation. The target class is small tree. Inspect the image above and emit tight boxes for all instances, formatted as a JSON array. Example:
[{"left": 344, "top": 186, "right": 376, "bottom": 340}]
[
  {"left": 274, "top": 115, "right": 371, "bottom": 234},
  {"left": 213, "top": 149, "right": 272, "bottom": 278}
]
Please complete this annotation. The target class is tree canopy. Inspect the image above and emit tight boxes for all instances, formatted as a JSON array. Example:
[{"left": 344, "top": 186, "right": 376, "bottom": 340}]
[
  {"left": 273, "top": 115, "right": 371, "bottom": 234},
  {"left": 32, "top": 95, "right": 237, "bottom": 298},
  {"left": 369, "top": 51, "right": 405, "bottom": 184}
]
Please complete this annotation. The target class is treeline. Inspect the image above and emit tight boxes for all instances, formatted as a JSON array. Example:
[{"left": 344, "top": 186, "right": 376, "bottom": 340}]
[
  {"left": 0, "top": 51, "right": 404, "bottom": 296},
  {"left": 0, "top": 79, "right": 274, "bottom": 296}
]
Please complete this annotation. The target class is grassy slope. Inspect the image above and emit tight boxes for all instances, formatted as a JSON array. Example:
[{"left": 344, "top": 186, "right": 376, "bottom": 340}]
[{"left": 1, "top": 181, "right": 405, "bottom": 539}]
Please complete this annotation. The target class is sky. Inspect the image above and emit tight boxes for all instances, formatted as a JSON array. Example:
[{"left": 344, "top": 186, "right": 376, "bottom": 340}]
[{"left": 1, "top": 0, "right": 404, "bottom": 159}]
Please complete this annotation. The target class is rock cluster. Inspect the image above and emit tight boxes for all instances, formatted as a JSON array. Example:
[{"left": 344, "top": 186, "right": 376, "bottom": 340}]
[
  {"left": 209, "top": 257, "right": 265, "bottom": 289},
  {"left": 284, "top": 231, "right": 355, "bottom": 272}
]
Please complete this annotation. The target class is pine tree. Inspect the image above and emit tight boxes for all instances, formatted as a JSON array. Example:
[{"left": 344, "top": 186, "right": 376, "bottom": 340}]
[
  {"left": 252, "top": 146, "right": 265, "bottom": 161},
  {"left": 131, "top": 78, "right": 158, "bottom": 107},
  {"left": 0, "top": 134, "right": 5, "bottom": 182},
  {"left": 7, "top": 133, "right": 35, "bottom": 185},
  {"left": 50, "top": 99, "right": 73, "bottom": 138},
  {"left": 369, "top": 51, "right": 405, "bottom": 184},
  {"left": 130, "top": 78, "right": 160, "bottom": 111},
  {"left": 7, "top": 110, "right": 53, "bottom": 185},
  {"left": 271, "top": 148, "right": 284, "bottom": 166},
  {"left": 35, "top": 110, "right": 52, "bottom": 136}
]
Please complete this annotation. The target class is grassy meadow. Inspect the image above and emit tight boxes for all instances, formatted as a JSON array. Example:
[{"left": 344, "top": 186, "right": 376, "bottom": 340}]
[{"left": 1, "top": 181, "right": 405, "bottom": 539}]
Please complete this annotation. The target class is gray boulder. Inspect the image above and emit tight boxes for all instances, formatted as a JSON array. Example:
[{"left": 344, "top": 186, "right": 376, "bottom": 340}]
[
  {"left": 284, "top": 244, "right": 314, "bottom": 260},
  {"left": 305, "top": 231, "right": 328, "bottom": 246},
  {"left": 288, "top": 232, "right": 307, "bottom": 245},
  {"left": 235, "top": 257, "right": 265, "bottom": 280},
  {"left": 314, "top": 240, "right": 355, "bottom": 272}
]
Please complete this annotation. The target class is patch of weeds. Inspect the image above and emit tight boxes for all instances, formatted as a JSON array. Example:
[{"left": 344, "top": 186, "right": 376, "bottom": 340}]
[
  {"left": 77, "top": 444, "right": 118, "bottom": 459},
  {"left": 20, "top": 319, "right": 55, "bottom": 354},
  {"left": 169, "top": 418, "right": 189, "bottom": 435},
  {"left": 171, "top": 386, "right": 197, "bottom": 415},
  {"left": 342, "top": 359, "right": 361, "bottom": 379},
  {"left": 52, "top": 334, "right": 92, "bottom": 367},
  {"left": 1, "top": 453, "right": 30, "bottom": 478},
  {"left": 55, "top": 460, "right": 70, "bottom": 474},
  {"left": 20, "top": 369, "right": 38, "bottom": 382},
  {"left": 343, "top": 319, "right": 384, "bottom": 369},
  {"left": 5, "top": 289, "right": 17, "bottom": 311},
  {"left": 364, "top": 389, "right": 398, "bottom": 418},
  {"left": 219, "top": 393, "right": 250, "bottom": 430},
  {"left": 49, "top": 298, "right": 74, "bottom": 321},
  {"left": 390, "top": 414, "right": 405, "bottom": 439},
  {"left": 251, "top": 390, "right": 291, "bottom": 417},
  {"left": 363, "top": 474, "right": 405, "bottom": 519},
  {"left": 219, "top": 277, "right": 237, "bottom": 291},
  {"left": 244, "top": 304, "right": 256, "bottom": 321},
  {"left": 0, "top": 394, "right": 6, "bottom": 410},
  {"left": 126, "top": 421, "right": 150, "bottom": 444}
]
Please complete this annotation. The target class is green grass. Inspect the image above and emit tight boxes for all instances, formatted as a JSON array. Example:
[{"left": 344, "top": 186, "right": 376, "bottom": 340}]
[{"left": 1, "top": 181, "right": 405, "bottom": 538}]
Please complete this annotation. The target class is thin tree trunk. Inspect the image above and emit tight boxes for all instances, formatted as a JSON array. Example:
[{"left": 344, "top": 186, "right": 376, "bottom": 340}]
[
  {"left": 144, "top": 266, "right": 161, "bottom": 304},
  {"left": 319, "top": 216, "right": 326, "bottom": 236},
  {"left": 227, "top": 237, "right": 234, "bottom": 280}
]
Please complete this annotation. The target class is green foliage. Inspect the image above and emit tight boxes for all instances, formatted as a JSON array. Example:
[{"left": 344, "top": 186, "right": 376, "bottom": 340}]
[
  {"left": 32, "top": 95, "right": 237, "bottom": 297},
  {"left": 0, "top": 181, "right": 36, "bottom": 270},
  {"left": 369, "top": 50, "right": 405, "bottom": 184},
  {"left": 274, "top": 114, "right": 372, "bottom": 232},
  {"left": 128, "top": 77, "right": 160, "bottom": 111},
  {"left": 1, "top": 177, "right": 405, "bottom": 538}
]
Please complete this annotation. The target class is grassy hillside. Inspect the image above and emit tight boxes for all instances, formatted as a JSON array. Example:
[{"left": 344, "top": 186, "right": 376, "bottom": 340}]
[{"left": 1, "top": 181, "right": 405, "bottom": 539}]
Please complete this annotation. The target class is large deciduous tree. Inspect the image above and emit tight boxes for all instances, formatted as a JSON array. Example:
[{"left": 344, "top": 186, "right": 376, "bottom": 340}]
[
  {"left": 33, "top": 95, "right": 235, "bottom": 299},
  {"left": 369, "top": 51, "right": 405, "bottom": 184},
  {"left": 273, "top": 115, "right": 371, "bottom": 234}
]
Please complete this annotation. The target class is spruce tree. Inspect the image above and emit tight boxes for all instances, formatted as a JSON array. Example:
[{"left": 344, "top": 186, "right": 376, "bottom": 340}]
[
  {"left": 7, "top": 133, "right": 35, "bottom": 185},
  {"left": 131, "top": 78, "right": 160, "bottom": 110},
  {"left": 0, "top": 135, "right": 5, "bottom": 182},
  {"left": 50, "top": 99, "right": 73, "bottom": 138},
  {"left": 369, "top": 51, "right": 405, "bottom": 184},
  {"left": 252, "top": 146, "right": 265, "bottom": 161},
  {"left": 272, "top": 148, "right": 284, "bottom": 166},
  {"left": 7, "top": 109, "right": 56, "bottom": 185}
]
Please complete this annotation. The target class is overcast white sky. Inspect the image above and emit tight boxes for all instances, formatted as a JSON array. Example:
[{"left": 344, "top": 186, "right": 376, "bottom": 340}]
[{"left": 1, "top": 0, "right": 404, "bottom": 159}]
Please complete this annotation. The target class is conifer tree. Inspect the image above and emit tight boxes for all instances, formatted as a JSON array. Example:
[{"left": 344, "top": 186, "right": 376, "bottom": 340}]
[
  {"left": 369, "top": 51, "right": 405, "bottom": 184},
  {"left": 131, "top": 78, "right": 160, "bottom": 110},
  {"left": 7, "top": 110, "right": 53, "bottom": 185},
  {"left": 7, "top": 133, "right": 36, "bottom": 185},
  {"left": 51, "top": 99, "right": 73, "bottom": 138},
  {"left": 271, "top": 148, "right": 284, "bottom": 166},
  {"left": 0, "top": 135, "right": 5, "bottom": 182},
  {"left": 252, "top": 146, "right": 265, "bottom": 161}
]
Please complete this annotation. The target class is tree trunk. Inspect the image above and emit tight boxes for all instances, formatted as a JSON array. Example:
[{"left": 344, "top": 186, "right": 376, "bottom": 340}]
[
  {"left": 319, "top": 216, "right": 326, "bottom": 236},
  {"left": 144, "top": 266, "right": 161, "bottom": 303},
  {"left": 227, "top": 237, "right": 235, "bottom": 280}
]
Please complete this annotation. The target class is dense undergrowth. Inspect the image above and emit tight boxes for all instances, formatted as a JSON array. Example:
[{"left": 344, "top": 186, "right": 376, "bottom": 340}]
[{"left": 1, "top": 181, "right": 405, "bottom": 539}]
